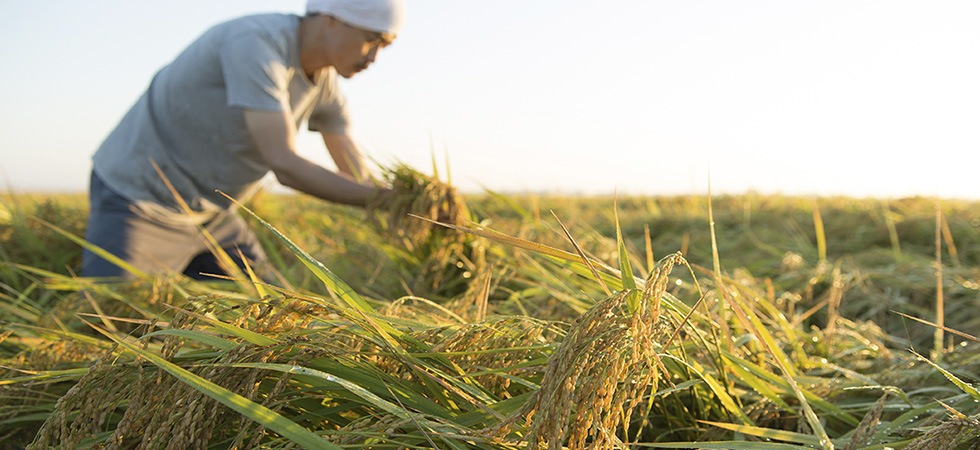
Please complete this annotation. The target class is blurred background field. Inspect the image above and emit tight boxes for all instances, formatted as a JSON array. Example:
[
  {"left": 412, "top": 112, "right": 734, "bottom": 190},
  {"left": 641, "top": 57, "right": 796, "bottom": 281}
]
[{"left": 1, "top": 190, "right": 978, "bottom": 449}]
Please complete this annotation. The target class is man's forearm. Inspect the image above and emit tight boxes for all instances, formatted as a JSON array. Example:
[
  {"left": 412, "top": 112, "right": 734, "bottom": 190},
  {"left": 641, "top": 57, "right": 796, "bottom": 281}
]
[
  {"left": 272, "top": 155, "right": 377, "bottom": 207},
  {"left": 244, "top": 109, "right": 378, "bottom": 207}
]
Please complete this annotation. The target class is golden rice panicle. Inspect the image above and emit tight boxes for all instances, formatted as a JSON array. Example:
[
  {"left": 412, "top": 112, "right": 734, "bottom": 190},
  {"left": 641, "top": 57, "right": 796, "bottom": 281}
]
[
  {"left": 26, "top": 302, "right": 304, "bottom": 449},
  {"left": 368, "top": 164, "right": 470, "bottom": 251},
  {"left": 428, "top": 316, "right": 562, "bottom": 396},
  {"left": 902, "top": 414, "right": 980, "bottom": 450},
  {"left": 28, "top": 353, "right": 125, "bottom": 450},
  {"left": 842, "top": 393, "right": 888, "bottom": 450},
  {"left": 523, "top": 253, "right": 682, "bottom": 449}
]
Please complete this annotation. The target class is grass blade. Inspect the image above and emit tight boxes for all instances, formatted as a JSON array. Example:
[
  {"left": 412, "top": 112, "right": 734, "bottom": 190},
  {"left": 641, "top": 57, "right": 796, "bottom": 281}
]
[
  {"left": 812, "top": 205, "right": 827, "bottom": 264},
  {"left": 228, "top": 195, "right": 377, "bottom": 315},
  {"left": 699, "top": 420, "right": 822, "bottom": 446},
  {"left": 614, "top": 201, "right": 640, "bottom": 313},
  {"left": 31, "top": 216, "right": 147, "bottom": 278},
  {"left": 637, "top": 442, "right": 806, "bottom": 449},
  {"left": 143, "top": 329, "right": 238, "bottom": 351},
  {"left": 551, "top": 210, "right": 611, "bottom": 296},
  {"left": 230, "top": 362, "right": 416, "bottom": 419},
  {"left": 911, "top": 350, "right": 980, "bottom": 401}
]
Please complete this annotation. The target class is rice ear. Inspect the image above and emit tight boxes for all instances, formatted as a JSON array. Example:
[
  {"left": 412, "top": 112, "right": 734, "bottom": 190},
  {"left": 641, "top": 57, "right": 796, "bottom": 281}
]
[
  {"left": 524, "top": 253, "right": 682, "bottom": 449},
  {"left": 366, "top": 164, "right": 483, "bottom": 297}
]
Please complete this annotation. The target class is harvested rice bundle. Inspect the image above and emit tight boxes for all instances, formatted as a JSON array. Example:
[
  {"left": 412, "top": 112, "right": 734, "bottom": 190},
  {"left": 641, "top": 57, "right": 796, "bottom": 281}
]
[
  {"left": 368, "top": 164, "right": 469, "bottom": 250},
  {"left": 368, "top": 164, "right": 484, "bottom": 297}
]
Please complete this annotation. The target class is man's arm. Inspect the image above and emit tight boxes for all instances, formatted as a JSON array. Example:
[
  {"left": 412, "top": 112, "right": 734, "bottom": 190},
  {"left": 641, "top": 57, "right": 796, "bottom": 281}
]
[
  {"left": 243, "top": 109, "right": 380, "bottom": 207},
  {"left": 322, "top": 132, "right": 371, "bottom": 183}
]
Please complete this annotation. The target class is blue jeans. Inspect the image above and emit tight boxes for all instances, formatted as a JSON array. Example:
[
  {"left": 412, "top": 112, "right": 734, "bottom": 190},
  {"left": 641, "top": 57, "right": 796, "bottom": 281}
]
[{"left": 82, "top": 171, "right": 267, "bottom": 280}]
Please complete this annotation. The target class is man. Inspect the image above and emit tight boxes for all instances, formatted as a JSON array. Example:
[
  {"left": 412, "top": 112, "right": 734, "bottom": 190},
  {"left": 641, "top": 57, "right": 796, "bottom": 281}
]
[{"left": 81, "top": 0, "right": 405, "bottom": 279}]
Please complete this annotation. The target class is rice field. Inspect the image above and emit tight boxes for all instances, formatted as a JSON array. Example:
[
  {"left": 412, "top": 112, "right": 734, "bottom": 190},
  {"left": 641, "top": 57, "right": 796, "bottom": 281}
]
[{"left": 1, "top": 170, "right": 978, "bottom": 449}]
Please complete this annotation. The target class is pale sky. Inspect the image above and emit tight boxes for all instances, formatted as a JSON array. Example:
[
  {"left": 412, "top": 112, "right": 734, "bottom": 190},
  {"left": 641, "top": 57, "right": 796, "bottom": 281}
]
[{"left": 1, "top": 1, "right": 978, "bottom": 199}]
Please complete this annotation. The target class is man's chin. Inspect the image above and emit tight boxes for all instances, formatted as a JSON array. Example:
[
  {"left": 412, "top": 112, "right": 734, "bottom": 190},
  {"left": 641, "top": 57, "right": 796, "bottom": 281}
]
[{"left": 339, "top": 68, "right": 365, "bottom": 79}]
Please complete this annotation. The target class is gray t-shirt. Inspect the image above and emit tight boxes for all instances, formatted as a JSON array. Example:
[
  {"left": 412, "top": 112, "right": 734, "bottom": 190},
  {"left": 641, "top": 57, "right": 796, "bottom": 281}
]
[{"left": 93, "top": 14, "right": 350, "bottom": 224}]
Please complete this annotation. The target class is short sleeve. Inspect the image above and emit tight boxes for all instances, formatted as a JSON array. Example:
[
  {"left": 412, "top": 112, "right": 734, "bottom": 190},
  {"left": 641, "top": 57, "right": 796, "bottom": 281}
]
[
  {"left": 220, "top": 31, "right": 291, "bottom": 111},
  {"left": 308, "top": 69, "right": 352, "bottom": 134}
]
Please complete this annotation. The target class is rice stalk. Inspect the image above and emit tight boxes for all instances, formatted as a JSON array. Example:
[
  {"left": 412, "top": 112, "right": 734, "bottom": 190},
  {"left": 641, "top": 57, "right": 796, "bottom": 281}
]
[
  {"left": 644, "top": 224, "right": 655, "bottom": 274},
  {"left": 933, "top": 201, "right": 945, "bottom": 363},
  {"left": 938, "top": 207, "right": 960, "bottom": 267},
  {"left": 813, "top": 205, "right": 827, "bottom": 265},
  {"left": 881, "top": 201, "right": 903, "bottom": 261}
]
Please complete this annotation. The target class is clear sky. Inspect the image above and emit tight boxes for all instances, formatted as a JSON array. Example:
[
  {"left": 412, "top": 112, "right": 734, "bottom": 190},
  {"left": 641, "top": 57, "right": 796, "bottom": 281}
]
[{"left": 1, "top": 1, "right": 978, "bottom": 199}]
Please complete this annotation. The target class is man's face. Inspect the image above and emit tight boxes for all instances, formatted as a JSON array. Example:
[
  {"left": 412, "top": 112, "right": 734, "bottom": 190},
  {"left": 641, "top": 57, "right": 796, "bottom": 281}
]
[{"left": 330, "top": 20, "right": 392, "bottom": 78}]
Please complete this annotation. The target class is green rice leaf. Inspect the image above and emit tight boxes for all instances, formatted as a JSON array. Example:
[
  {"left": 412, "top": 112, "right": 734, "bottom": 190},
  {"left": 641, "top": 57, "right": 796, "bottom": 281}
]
[
  {"left": 172, "top": 308, "right": 276, "bottom": 346},
  {"left": 723, "top": 291, "right": 834, "bottom": 449},
  {"left": 634, "top": 442, "right": 809, "bottom": 449},
  {"left": 7, "top": 263, "right": 157, "bottom": 318},
  {"left": 230, "top": 196, "right": 377, "bottom": 316},
  {"left": 0, "top": 290, "right": 41, "bottom": 322},
  {"left": 662, "top": 354, "right": 753, "bottom": 425},
  {"left": 726, "top": 358, "right": 793, "bottom": 410},
  {"left": 722, "top": 351, "right": 859, "bottom": 426},
  {"left": 0, "top": 412, "right": 55, "bottom": 426},
  {"left": 230, "top": 362, "right": 416, "bottom": 419},
  {"left": 699, "top": 420, "right": 822, "bottom": 446},
  {"left": 870, "top": 401, "right": 940, "bottom": 443},
  {"left": 912, "top": 350, "right": 980, "bottom": 401},
  {"left": 0, "top": 368, "right": 89, "bottom": 387},
  {"left": 551, "top": 210, "right": 611, "bottom": 296},
  {"left": 297, "top": 357, "right": 453, "bottom": 419},
  {"left": 31, "top": 216, "right": 148, "bottom": 278},
  {"left": 615, "top": 203, "right": 640, "bottom": 313},
  {"left": 143, "top": 329, "right": 238, "bottom": 351}
]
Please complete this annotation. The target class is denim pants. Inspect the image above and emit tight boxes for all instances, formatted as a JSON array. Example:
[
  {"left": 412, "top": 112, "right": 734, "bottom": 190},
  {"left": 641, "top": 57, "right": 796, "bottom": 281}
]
[{"left": 81, "top": 171, "right": 268, "bottom": 280}]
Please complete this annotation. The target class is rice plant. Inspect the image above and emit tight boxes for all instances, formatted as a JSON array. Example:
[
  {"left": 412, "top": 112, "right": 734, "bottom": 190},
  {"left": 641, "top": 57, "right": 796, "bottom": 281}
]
[{"left": 1, "top": 183, "right": 978, "bottom": 449}]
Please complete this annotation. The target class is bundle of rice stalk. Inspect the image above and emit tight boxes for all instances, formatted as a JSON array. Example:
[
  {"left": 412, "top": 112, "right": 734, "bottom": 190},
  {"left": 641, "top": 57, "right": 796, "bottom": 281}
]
[
  {"left": 367, "top": 164, "right": 485, "bottom": 297},
  {"left": 369, "top": 164, "right": 469, "bottom": 248},
  {"left": 516, "top": 254, "right": 682, "bottom": 449}
]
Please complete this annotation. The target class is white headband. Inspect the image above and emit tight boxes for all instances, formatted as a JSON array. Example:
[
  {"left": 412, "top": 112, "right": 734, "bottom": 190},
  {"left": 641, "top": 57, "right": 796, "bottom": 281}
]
[{"left": 306, "top": 0, "right": 406, "bottom": 36}]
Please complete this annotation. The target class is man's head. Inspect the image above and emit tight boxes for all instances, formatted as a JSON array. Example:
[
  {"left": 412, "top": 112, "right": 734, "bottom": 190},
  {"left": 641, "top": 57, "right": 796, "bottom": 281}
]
[
  {"left": 306, "top": 0, "right": 406, "bottom": 37},
  {"left": 301, "top": 0, "right": 406, "bottom": 78}
]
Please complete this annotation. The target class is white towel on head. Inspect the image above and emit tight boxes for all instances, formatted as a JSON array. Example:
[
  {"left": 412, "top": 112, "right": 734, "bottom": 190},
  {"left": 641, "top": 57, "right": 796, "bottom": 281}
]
[{"left": 306, "top": 0, "right": 406, "bottom": 36}]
